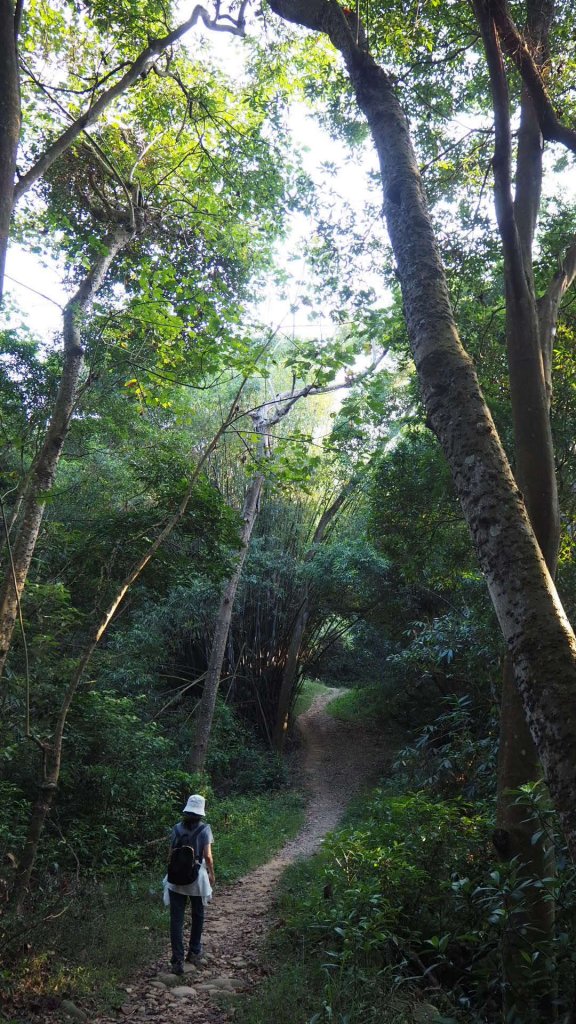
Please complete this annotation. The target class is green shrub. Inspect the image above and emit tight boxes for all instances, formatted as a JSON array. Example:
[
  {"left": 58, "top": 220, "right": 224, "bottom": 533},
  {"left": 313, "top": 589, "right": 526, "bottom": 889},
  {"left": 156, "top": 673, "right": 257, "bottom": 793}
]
[
  {"left": 203, "top": 700, "right": 289, "bottom": 794},
  {"left": 247, "top": 790, "right": 495, "bottom": 1023},
  {"left": 306, "top": 793, "right": 491, "bottom": 968},
  {"left": 393, "top": 695, "right": 498, "bottom": 801}
]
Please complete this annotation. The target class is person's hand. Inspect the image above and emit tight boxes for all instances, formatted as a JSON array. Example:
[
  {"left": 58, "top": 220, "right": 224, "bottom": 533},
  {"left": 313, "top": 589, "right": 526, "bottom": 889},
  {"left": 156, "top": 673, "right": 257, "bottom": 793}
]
[{"left": 209, "top": 870, "right": 215, "bottom": 886}]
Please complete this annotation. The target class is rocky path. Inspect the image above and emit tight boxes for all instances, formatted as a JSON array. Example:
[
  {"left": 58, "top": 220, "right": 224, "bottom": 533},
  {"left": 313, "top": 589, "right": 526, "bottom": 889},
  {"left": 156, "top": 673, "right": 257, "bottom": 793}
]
[{"left": 97, "top": 690, "right": 391, "bottom": 1024}]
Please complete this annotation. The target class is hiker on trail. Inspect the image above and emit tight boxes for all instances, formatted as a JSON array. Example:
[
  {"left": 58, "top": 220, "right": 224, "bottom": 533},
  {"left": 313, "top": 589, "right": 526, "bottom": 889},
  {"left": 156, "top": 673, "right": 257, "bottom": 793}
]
[{"left": 166, "top": 793, "right": 215, "bottom": 975}]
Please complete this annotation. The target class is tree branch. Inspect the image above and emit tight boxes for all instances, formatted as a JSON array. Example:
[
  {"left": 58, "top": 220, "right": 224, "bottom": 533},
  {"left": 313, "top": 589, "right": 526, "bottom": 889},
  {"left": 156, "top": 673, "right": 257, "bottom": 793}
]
[
  {"left": 264, "top": 348, "right": 387, "bottom": 427},
  {"left": 473, "top": 0, "right": 526, "bottom": 298},
  {"left": 13, "top": 3, "right": 247, "bottom": 203},
  {"left": 13, "top": 0, "right": 23, "bottom": 42},
  {"left": 538, "top": 238, "right": 576, "bottom": 393},
  {"left": 0, "top": 0, "right": 20, "bottom": 300},
  {"left": 488, "top": 0, "right": 576, "bottom": 155}
]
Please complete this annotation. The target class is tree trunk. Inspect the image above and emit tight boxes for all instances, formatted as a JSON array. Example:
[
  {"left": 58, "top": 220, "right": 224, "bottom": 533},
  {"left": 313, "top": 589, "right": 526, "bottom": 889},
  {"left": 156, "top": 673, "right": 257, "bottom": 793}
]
[
  {"left": 0, "top": 224, "right": 134, "bottom": 681},
  {"left": 0, "top": 0, "right": 20, "bottom": 300},
  {"left": 190, "top": 472, "right": 264, "bottom": 771},
  {"left": 12, "top": 779, "right": 58, "bottom": 914},
  {"left": 475, "top": 4, "right": 566, "bottom": 1015},
  {"left": 495, "top": 659, "right": 556, "bottom": 1020},
  {"left": 273, "top": 599, "right": 309, "bottom": 750},
  {"left": 273, "top": 480, "right": 355, "bottom": 750},
  {"left": 268, "top": 0, "right": 576, "bottom": 856}
]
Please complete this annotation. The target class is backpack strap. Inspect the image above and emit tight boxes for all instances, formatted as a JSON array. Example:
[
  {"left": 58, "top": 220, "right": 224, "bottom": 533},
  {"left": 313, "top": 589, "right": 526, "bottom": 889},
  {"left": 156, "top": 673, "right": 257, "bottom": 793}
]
[{"left": 172, "top": 822, "right": 206, "bottom": 861}]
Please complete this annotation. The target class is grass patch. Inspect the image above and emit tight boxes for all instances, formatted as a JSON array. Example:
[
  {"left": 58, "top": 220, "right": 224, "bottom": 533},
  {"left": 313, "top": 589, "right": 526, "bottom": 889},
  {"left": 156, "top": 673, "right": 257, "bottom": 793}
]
[
  {"left": 293, "top": 678, "right": 333, "bottom": 719},
  {"left": 327, "top": 685, "right": 384, "bottom": 725},
  {"left": 212, "top": 789, "right": 305, "bottom": 883},
  {"left": 1, "top": 877, "right": 170, "bottom": 1014},
  {"left": 235, "top": 960, "right": 324, "bottom": 1024}
]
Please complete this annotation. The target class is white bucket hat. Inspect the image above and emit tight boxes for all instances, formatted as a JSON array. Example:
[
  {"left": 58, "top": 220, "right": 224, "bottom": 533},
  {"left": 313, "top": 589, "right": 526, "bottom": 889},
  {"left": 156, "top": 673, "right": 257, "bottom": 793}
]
[{"left": 182, "top": 794, "right": 206, "bottom": 816}]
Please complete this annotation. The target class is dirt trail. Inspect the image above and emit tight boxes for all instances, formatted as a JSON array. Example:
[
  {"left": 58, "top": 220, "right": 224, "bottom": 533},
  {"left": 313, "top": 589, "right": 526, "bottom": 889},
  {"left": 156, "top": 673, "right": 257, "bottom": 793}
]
[{"left": 99, "top": 690, "right": 391, "bottom": 1024}]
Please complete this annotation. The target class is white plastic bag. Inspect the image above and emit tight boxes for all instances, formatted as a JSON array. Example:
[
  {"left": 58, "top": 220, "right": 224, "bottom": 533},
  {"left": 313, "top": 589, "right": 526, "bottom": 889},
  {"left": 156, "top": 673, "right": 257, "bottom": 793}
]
[
  {"left": 162, "top": 874, "right": 170, "bottom": 906},
  {"left": 197, "top": 863, "right": 213, "bottom": 906}
]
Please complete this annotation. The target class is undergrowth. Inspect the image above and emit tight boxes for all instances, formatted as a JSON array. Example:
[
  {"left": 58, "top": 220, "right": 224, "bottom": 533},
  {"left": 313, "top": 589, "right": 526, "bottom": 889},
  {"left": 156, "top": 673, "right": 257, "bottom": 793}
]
[
  {"left": 237, "top": 690, "right": 576, "bottom": 1024},
  {"left": 0, "top": 789, "right": 304, "bottom": 1015},
  {"left": 236, "top": 788, "right": 492, "bottom": 1024}
]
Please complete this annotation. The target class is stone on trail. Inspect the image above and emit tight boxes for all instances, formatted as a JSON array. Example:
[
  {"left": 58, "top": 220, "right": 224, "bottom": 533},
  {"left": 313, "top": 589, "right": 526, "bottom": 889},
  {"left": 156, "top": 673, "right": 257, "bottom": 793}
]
[
  {"left": 157, "top": 972, "right": 187, "bottom": 986},
  {"left": 413, "top": 1004, "right": 442, "bottom": 1022},
  {"left": 60, "top": 1000, "right": 88, "bottom": 1021},
  {"left": 171, "top": 986, "right": 198, "bottom": 998},
  {"left": 197, "top": 975, "right": 240, "bottom": 995}
]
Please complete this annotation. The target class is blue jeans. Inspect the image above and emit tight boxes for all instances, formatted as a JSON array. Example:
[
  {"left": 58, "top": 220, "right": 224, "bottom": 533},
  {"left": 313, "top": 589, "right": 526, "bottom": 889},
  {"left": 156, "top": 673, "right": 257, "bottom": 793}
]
[{"left": 169, "top": 891, "right": 204, "bottom": 964}]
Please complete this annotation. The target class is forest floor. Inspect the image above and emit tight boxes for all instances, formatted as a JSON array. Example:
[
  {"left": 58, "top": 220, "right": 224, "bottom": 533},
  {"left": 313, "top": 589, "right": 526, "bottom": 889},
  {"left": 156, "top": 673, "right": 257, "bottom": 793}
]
[{"left": 94, "top": 689, "right": 393, "bottom": 1024}]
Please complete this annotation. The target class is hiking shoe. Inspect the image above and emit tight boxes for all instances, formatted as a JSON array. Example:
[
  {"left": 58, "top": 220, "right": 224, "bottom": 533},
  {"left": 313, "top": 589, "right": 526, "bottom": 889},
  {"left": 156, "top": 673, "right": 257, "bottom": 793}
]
[
  {"left": 172, "top": 962, "right": 184, "bottom": 975},
  {"left": 185, "top": 951, "right": 203, "bottom": 963}
]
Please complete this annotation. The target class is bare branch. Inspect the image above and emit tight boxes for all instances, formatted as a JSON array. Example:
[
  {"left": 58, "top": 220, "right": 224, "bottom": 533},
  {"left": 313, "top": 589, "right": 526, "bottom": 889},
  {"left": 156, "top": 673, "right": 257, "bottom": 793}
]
[{"left": 265, "top": 348, "right": 387, "bottom": 426}]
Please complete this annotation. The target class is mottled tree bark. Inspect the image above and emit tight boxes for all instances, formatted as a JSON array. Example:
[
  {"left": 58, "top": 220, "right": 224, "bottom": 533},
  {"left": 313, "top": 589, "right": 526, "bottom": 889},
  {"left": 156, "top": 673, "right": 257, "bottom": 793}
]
[
  {"left": 267, "top": 0, "right": 576, "bottom": 856},
  {"left": 0, "top": 0, "right": 20, "bottom": 300},
  {"left": 475, "top": 3, "right": 573, "bottom": 1015}
]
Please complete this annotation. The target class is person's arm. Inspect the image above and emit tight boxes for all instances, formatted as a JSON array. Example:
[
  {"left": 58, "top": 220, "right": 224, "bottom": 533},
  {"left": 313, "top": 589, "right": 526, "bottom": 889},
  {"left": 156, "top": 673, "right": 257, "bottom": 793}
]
[{"left": 203, "top": 842, "right": 215, "bottom": 885}]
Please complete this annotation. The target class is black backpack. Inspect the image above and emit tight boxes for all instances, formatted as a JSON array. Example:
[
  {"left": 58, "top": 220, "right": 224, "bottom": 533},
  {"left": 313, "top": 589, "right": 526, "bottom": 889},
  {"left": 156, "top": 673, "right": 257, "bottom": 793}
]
[{"left": 167, "top": 823, "right": 204, "bottom": 886}]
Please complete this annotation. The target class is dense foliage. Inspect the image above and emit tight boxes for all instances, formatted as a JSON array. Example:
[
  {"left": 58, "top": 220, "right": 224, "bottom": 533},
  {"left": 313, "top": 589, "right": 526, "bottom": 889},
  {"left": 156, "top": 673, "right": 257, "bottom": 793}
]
[{"left": 2, "top": 0, "right": 576, "bottom": 1020}]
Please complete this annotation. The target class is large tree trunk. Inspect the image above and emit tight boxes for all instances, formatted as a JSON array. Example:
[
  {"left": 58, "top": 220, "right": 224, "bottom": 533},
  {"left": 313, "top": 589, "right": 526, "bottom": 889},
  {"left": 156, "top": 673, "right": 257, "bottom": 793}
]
[
  {"left": 190, "top": 472, "right": 264, "bottom": 771},
  {"left": 273, "top": 480, "right": 355, "bottom": 750},
  {"left": 495, "top": 660, "right": 556, "bottom": 1019},
  {"left": 0, "top": 0, "right": 20, "bottom": 301},
  {"left": 267, "top": 0, "right": 576, "bottom": 855},
  {"left": 0, "top": 224, "right": 134, "bottom": 681}
]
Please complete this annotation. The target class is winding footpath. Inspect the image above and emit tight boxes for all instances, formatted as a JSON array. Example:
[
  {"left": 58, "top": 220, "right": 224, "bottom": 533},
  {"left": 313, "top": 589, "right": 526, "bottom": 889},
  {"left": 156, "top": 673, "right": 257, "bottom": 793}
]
[{"left": 98, "top": 690, "right": 391, "bottom": 1024}]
